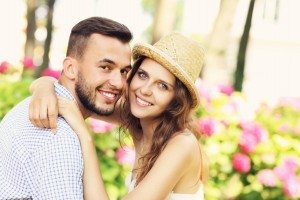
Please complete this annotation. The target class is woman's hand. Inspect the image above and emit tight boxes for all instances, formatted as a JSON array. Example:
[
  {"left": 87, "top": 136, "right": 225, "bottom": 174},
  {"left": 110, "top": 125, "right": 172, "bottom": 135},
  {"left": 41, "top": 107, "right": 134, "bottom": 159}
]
[
  {"left": 29, "top": 77, "right": 58, "bottom": 132},
  {"left": 57, "top": 96, "right": 89, "bottom": 138}
]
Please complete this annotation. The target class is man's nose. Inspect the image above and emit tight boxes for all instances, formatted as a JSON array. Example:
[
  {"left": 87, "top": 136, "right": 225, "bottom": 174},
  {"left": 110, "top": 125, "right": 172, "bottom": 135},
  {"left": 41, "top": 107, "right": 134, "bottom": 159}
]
[{"left": 108, "top": 71, "right": 124, "bottom": 90}]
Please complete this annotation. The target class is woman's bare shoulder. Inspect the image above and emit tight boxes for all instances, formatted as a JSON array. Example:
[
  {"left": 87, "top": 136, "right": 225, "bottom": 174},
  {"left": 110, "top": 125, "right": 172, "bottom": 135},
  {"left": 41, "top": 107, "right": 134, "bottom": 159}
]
[{"left": 166, "top": 130, "right": 200, "bottom": 159}]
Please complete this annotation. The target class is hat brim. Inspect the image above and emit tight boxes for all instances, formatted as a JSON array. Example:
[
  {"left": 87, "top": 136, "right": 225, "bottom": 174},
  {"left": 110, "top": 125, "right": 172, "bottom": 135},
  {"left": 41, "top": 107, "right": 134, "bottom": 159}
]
[{"left": 132, "top": 42, "right": 200, "bottom": 108}]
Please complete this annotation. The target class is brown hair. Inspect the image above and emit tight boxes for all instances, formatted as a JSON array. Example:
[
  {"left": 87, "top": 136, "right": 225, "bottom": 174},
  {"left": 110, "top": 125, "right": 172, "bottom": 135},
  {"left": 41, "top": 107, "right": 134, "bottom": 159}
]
[
  {"left": 120, "top": 57, "right": 205, "bottom": 185},
  {"left": 66, "top": 17, "right": 132, "bottom": 59}
]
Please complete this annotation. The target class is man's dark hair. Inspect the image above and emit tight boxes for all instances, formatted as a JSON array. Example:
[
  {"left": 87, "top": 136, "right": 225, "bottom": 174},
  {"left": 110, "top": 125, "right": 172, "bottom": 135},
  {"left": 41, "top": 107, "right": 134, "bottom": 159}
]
[{"left": 66, "top": 17, "right": 132, "bottom": 59}]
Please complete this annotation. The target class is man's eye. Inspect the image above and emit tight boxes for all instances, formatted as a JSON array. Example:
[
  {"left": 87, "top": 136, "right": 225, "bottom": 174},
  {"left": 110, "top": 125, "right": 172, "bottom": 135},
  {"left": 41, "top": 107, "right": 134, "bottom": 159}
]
[
  {"left": 100, "top": 66, "right": 110, "bottom": 71},
  {"left": 121, "top": 69, "right": 129, "bottom": 76}
]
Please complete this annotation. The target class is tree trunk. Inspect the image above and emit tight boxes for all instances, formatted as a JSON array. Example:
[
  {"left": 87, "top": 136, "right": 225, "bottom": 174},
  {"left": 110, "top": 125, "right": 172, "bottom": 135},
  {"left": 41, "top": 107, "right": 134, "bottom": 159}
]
[
  {"left": 35, "top": 0, "right": 55, "bottom": 78},
  {"left": 24, "top": 0, "right": 37, "bottom": 58},
  {"left": 233, "top": 0, "right": 255, "bottom": 91},
  {"left": 201, "top": 0, "right": 239, "bottom": 86},
  {"left": 151, "top": 0, "right": 178, "bottom": 44}
]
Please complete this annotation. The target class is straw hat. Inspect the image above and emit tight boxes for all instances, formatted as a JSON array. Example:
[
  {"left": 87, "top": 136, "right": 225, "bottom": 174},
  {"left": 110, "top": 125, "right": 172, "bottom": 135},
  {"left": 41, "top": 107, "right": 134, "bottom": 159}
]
[{"left": 132, "top": 32, "right": 205, "bottom": 108}]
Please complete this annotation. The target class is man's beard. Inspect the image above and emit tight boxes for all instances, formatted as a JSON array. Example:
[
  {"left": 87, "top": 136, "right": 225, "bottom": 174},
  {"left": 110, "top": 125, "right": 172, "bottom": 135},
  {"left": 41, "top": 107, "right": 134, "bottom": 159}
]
[{"left": 75, "top": 73, "right": 115, "bottom": 116}]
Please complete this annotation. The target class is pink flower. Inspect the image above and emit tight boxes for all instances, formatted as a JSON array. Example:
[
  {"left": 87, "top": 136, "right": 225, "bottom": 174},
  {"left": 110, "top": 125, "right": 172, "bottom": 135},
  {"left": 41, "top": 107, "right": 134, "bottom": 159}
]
[
  {"left": 218, "top": 85, "right": 234, "bottom": 96},
  {"left": 238, "top": 121, "right": 268, "bottom": 153},
  {"left": 274, "top": 157, "right": 299, "bottom": 182},
  {"left": 239, "top": 132, "right": 257, "bottom": 154},
  {"left": 274, "top": 165, "right": 294, "bottom": 182},
  {"left": 0, "top": 61, "right": 9, "bottom": 73},
  {"left": 42, "top": 68, "right": 61, "bottom": 79},
  {"left": 195, "top": 78, "right": 211, "bottom": 101},
  {"left": 257, "top": 169, "right": 278, "bottom": 187},
  {"left": 116, "top": 146, "right": 135, "bottom": 166},
  {"left": 283, "top": 176, "right": 300, "bottom": 199},
  {"left": 240, "top": 121, "right": 268, "bottom": 143},
  {"left": 22, "top": 57, "right": 36, "bottom": 69},
  {"left": 197, "top": 117, "right": 217, "bottom": 136},
  {"left": 90, "top": 118, "right": 115, "bottom": 134},
  {"left": 232, "top": 153, "right": 251, "bottom": 173},
  {"left": 283, "top": 157, "right": 299, "bottom": 173}
]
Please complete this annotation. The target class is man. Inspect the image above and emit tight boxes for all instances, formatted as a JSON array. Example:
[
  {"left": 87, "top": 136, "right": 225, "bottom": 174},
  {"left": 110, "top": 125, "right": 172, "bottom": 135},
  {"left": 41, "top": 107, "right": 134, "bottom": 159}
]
[{"left": 0, "top": 17, "right": 132, "bottom": 199}]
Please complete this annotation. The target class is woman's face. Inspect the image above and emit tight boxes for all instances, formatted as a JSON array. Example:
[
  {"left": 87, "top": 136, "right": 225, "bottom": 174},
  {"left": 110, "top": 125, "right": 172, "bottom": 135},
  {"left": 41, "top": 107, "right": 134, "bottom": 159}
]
[{"left": 129, "top": 58, "right": 175, "bottom": 120}]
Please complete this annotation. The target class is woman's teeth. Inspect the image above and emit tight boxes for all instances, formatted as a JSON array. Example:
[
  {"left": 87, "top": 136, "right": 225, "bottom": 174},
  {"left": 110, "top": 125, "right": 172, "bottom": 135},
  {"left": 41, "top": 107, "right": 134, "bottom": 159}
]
[{"left": 137, "top": 97, "right": 152, "bottom": 106}]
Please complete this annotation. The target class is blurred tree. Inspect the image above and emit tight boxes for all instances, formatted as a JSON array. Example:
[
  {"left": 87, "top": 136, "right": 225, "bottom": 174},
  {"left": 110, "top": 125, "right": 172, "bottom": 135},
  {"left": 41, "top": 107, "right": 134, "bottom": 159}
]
[
  {"left": 233, "top": 0, "right": 256, "bottom": 91},
  {"left": 142, "top": 0, "right": 183, "bottom": 44},
  {"left": 151, "top": 0, "right": 179, "bottom": 43},
  {"left": 25, "top": 0, "right": 39, "bottom": 58},
  {"left": 35, "top": 0, "right": 56, "bottom": 77},
  {"left": 202, "top": 0, "right": 239, "bottom": 86}
]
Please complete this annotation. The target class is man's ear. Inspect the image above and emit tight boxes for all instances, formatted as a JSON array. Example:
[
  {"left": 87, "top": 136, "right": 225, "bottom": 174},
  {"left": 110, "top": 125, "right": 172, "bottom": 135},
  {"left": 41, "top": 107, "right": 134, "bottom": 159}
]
[{"left": 63, "top": 57, "right": 78, "bottom": 80}]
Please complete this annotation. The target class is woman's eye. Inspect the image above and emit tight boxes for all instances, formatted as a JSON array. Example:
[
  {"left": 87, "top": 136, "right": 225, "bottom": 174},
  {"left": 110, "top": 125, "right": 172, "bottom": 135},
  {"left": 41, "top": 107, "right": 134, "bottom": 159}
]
[
  {"left": 158, "top": 82, "right": 168, "bottom": 90},
  {"left": 137, "top": 71, "right": 147, "bottom": 79}
]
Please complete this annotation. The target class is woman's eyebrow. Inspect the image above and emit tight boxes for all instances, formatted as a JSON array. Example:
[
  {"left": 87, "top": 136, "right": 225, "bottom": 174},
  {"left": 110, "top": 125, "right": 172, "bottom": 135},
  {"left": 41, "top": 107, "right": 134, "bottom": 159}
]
[{"left": 139, "top": 68, "right": 174, "bottom": 88}]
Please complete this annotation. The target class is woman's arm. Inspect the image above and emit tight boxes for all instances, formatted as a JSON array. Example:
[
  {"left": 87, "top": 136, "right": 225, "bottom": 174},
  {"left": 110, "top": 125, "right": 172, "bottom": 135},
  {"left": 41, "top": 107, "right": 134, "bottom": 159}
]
[
  {"left": 57, "top": 97, "right": 109, "bottom": 200},
  {"left": 29, "top": 76, "right": 58, "bottom": 132}
]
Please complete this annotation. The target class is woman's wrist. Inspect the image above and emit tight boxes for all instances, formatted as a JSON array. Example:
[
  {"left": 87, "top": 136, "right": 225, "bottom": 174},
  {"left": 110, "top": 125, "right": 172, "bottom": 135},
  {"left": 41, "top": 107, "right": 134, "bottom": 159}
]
[
  {"left": 29, "top": 76, "right": 57, "bottom": 93},
  {"left": 74, "top": 124, "right": 93, "bottom": 142}
]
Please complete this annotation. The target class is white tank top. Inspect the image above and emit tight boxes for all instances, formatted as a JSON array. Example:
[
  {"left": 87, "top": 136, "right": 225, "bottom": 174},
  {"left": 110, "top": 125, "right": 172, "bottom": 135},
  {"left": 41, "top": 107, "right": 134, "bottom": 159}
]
[{"left": 125, "top": 172, "right": 204, "bottom": 200}]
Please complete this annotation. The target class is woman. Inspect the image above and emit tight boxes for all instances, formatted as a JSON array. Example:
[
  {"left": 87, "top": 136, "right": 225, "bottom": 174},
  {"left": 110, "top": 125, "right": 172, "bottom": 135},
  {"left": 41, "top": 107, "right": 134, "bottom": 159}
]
[{"left": 30, "top": 33, "right": 208, "bottom": 199}]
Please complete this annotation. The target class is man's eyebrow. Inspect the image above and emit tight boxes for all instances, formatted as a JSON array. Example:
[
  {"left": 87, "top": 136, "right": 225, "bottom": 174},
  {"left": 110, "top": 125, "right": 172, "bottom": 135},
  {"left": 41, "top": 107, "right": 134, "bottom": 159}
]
[
  {"left": 99, "top": 59, "right": 132, "bottom": 70},
  {"left": 99, "top": 58, "right": 115, "bottom": 65},
  {"left": 122, "top": 65, "right": 132, "bottom": 70}
]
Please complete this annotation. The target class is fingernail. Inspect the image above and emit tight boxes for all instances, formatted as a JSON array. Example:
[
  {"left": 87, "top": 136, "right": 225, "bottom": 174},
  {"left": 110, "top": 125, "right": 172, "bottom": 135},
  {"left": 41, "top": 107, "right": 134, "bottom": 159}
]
[{"left": 52, "top": 129, "right": 57, "bottom": 134}]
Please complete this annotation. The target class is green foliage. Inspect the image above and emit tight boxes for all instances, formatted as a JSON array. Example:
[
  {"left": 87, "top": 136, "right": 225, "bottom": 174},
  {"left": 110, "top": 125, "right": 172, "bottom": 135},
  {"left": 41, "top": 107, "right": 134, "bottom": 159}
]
[{"left": 0, "top": 79, "right": 32, "bottom": 120}]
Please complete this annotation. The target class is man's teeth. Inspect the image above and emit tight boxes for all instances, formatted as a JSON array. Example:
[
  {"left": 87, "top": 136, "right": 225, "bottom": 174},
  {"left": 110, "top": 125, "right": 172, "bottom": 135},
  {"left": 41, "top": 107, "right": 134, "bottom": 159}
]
[
  {"left": 102, "top": 91, "right": 116, "bottom": 98},
  {"left": 137, "top": 97, "right": 152, "bottom": 106}
]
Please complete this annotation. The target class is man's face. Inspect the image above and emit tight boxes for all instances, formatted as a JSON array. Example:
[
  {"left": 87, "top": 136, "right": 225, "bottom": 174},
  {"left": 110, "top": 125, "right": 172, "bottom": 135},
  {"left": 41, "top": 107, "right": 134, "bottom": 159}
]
[{"left": 75, "top": 34, "right": 131, "bottom": 116}]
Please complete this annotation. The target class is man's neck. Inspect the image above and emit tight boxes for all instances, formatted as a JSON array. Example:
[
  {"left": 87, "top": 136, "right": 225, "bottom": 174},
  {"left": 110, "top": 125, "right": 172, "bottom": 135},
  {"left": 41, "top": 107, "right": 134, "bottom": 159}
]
[{"left": 58, "top": 79, "right": 91, "bottom": 119}]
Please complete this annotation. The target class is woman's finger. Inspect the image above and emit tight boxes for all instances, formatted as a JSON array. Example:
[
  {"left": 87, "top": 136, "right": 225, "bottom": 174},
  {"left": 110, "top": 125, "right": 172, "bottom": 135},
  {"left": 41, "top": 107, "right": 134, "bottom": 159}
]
[{"left": 48, "top": 100, "right": 58, "bottom": 133}]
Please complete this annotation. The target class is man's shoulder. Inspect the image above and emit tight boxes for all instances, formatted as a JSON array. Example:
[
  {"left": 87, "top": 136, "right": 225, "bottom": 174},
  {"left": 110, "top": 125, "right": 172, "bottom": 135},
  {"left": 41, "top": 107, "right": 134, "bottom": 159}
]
[
  {"left": 0, "top": 97, "right": 81, "bottom": 158},
  {"left": 55, "top": 117, "right": 81, "bottom": 145},
  {"left": 1, "top": 96, "right": 34, "bottom": 128}
]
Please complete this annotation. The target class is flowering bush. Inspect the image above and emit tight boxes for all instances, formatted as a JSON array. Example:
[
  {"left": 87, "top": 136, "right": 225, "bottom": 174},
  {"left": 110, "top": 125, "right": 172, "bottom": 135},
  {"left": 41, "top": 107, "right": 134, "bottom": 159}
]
[{"left": 196, "top": 80, "right": 300, "bottom": 200}]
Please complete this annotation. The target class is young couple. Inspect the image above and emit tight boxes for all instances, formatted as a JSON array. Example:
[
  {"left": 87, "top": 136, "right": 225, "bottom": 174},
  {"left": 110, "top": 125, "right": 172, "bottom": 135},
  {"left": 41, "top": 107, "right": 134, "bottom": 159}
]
[{"left": 0, "top": 17, "right": 208, "bottom": 199}]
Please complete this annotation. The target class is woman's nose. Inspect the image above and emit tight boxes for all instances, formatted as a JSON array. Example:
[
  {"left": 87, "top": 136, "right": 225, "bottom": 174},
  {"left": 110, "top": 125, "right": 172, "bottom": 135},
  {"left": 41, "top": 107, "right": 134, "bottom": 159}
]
[{"left": 140, "top": 83, "right": 152, "bottom": 96}]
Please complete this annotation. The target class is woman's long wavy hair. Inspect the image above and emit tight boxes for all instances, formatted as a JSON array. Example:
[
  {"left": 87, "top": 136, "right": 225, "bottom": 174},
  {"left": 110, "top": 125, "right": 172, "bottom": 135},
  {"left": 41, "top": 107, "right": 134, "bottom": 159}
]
[{"left": 120, "top": 57, "right": 203, "bottom": 185}]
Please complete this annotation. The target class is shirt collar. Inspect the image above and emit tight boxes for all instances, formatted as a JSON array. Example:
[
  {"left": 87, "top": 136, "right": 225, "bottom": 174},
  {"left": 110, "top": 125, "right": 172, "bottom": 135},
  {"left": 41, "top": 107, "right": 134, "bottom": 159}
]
[{"left": 54, "top": 82, "right": 75, "bottom": 101}]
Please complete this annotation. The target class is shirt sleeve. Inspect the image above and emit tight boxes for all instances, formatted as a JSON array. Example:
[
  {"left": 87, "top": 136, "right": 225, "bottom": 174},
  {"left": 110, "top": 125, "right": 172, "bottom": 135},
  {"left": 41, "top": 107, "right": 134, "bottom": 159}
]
[{"left": 22, "top": 119, "right": 84, "bottom": 200}]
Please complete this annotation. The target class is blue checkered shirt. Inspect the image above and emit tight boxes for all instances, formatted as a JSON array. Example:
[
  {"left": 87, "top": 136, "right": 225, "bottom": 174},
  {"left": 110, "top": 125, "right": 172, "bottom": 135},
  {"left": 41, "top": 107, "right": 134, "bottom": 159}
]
[{"left": 0, "top": 82, "right": 83, "bottom": 199}]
